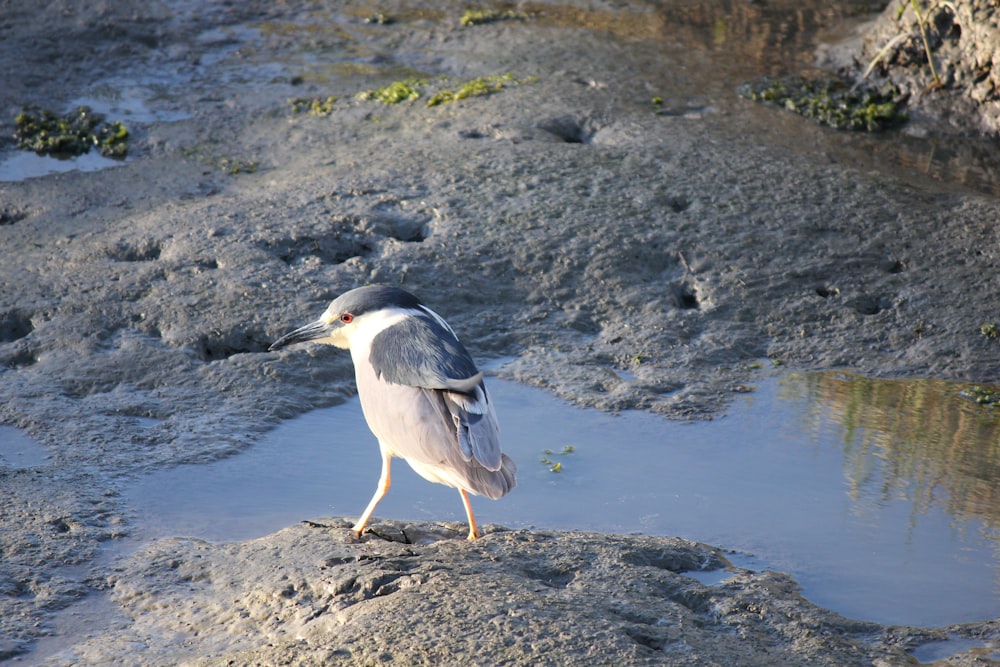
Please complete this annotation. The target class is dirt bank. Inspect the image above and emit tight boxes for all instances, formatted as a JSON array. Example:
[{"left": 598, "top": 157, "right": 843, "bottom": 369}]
[{"left": 829, "top": 0, "right": 1000, "bottom": 136}]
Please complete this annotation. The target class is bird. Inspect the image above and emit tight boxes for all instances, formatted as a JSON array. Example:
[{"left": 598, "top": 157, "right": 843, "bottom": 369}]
[{"left": 268, "top": 285, "right": 516, "bottom": 540}]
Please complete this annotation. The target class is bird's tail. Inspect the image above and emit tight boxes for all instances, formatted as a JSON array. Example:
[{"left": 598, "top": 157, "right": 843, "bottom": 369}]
[{"left": 469, "top": 453, "right": 517, "bottom": 500}]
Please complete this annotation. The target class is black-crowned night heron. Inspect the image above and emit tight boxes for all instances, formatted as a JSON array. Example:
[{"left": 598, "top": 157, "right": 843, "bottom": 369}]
[{"left": 269, "top": 285, "right": 516, "bottom": 540}]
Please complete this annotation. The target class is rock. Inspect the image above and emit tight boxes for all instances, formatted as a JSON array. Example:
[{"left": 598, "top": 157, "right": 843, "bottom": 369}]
[{"left": 53, "top": 521, "right": 919, "bottom": 666}]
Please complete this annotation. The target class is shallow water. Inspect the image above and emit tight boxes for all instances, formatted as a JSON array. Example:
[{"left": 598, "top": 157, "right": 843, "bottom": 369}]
[
  {"left": 0, "top": 425, "right": 50, "bottom": 468},
  {"left": 911, "top": 635, "right": 1000, "bottom": 663},
  {"left": 126, "top": 370, "right": 1000, "bottom": 628},
  {"left": 0, "top": 151, "right": 125, "bottom": 183}
]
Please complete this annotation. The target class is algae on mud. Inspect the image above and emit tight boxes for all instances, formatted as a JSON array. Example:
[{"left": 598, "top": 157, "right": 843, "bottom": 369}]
[
  {"left": 14, "top": 106, "right": 129, "bottom": 158},
  {"left": 288, "top": 95, "right": 339, "bottom": 116},
  {"left": 354, "top": 73, "right": 529, "bottom": 107},
  {"left": 738, "top": 76, "right": 905, "bottom": 131},
  {"left": 836, "top": 0, "right": 1000, "bottom": 136},
  {"left": 354, "top": 78, "right": 425, "bottom": 104},
  {"left": 426, "top": 73, "right": 523, "bottom": 107},
  {"left": 460, "top": 8, "right": 529, "bottom": 27}
]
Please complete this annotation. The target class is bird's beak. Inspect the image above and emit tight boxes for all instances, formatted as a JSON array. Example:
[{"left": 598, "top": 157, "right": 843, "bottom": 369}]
[{"left": 268, "top": 319, "right": 334, "bottom": 351}]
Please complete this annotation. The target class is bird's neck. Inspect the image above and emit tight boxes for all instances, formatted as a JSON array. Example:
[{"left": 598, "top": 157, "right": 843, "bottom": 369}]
[{"left": 348, "top": 307, "right": 414, "bottom": 363}]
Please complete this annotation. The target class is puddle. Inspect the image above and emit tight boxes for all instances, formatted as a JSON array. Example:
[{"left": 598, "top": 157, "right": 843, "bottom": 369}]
[
  {"left": 911, "top": 635, "right": 1000, "bottom": 663},
  {"left": 680, "top": 568, "right": 733, "bottom": 587},
  {"left": 71, "top": 87, "right": 191, "bottom": 124},
  {"left": 0, "top": 425, "right": 50, "bottom": 468},
  {"left": 0, "top": 80, "right": 193, "bottom": 183},
  {"left": 0, "top": 151, "right": 125, "bottom": 183},
  {"left": 681, "top": 551, "right": 767, "bottom": 587},
  {"left": 126, "top": 371, "right": 1000, "bottom": 628}
]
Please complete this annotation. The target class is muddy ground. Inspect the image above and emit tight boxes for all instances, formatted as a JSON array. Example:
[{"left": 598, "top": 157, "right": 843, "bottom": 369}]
[{"left": 2, "top": 0, "right": 1000, "bottom": 664}]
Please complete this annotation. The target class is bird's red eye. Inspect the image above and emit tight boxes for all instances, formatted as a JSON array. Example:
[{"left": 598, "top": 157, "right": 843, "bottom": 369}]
[{"left": 340, "top": 313, "right": 354, "bottom": 324}]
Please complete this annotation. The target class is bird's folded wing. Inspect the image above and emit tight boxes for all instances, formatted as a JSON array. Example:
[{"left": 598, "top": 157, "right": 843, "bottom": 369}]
[
  {"left": 444, "top": 385, "right": 502, "bottom": 471},
  {"left": 369, "top": 315, "right": 480, "bottom": 390}
]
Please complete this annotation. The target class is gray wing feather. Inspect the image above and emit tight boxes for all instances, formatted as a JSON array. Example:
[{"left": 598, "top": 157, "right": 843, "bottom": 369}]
[
  {"left": 417, "top": 382, "right": 511, "bottom": 498},
  {"left": 445, "top": 383, "right": 502, "bottom": 470},
  {"left": 369, "top": 315, "right": 479, "bottom": 389}
]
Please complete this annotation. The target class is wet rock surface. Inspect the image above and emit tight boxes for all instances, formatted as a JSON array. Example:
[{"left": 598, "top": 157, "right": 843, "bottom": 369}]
[
  {"left": 1, "top": 0, "right": 1000, "bottom": 664},
  {"left": 37, "top": 521, "right": 937, "bottom": 666}
]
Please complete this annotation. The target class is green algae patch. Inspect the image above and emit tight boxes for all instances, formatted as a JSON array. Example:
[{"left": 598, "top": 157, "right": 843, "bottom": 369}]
[
  {"left": 426, "top": 73, "right": 520, "bottom": 107},
  {"left": 738, "top": 76, "right": 905, "bottom": 132},
  {"left": 460, "top": 9, "right": 528, "bottom": 27},
  {"left": 355, "top": 79, "right": 425, "bottom": 104},
  {"left": 288, "top": 95, "right": 339, "bottom": 116},
  {"left": 15, "top": 105, "right": 129, "bottom": 158},
  {"left": 350, "top": 74, "right": 531, "bottom": 109},
  {"left": 960, "top": 386, "right": 1000, "bottom": 406},
  {"left": 539, "top": 445, "right": 574, "bottom": 473}
]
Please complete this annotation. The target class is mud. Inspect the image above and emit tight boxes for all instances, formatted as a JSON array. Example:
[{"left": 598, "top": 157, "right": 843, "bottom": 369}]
[
  {"left": 2, "top": 0, "right": 1000, "bottom": 664},
  {"left": 36, "top": 523, "right": 940, "bottom": 666}
]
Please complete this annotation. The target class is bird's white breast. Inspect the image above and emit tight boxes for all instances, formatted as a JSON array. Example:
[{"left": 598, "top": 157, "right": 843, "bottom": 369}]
[{"left": 345, "top": 306, "right": 423, "bottom": 445}]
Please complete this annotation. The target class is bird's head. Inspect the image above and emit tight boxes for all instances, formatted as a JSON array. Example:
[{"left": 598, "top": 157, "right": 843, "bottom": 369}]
[{"left": 269, "top": 285, "right": 424, "bottom": 352}]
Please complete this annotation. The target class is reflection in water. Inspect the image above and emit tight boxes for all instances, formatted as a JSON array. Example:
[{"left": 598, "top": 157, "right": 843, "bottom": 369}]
[
  {"left": 892, "top": 134, "right": 993, "bottom": 193},
  {"left": 852, "top": 130, "right": 1000, "bottom": 197},
  {"left": 653, "top": 0, "right": 876, "bottom": 75},
  {"left": 791, "top": 371, "right": 1000, "bottom": 537},
  {"left": 642, "top": 0, "right": 1000, "bottom": 195},
  {"left": 524, "top": 0, "right": 885, "bottom": 82}
]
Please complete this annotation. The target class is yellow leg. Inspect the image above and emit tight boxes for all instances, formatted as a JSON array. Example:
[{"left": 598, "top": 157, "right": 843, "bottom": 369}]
[
  {"left": 459, "top": 489, "right": 481, "bottom": 540},
  {"left": 352, "top": 450, "right": 392, "bottom": 537}
]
